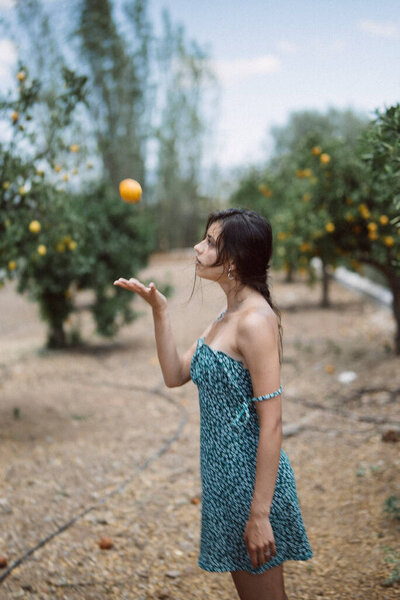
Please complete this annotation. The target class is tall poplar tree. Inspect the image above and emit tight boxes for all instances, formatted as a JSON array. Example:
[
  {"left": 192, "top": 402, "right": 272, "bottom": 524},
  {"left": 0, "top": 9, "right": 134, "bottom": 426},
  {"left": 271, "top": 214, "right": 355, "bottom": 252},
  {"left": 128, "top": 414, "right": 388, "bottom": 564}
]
[
  {"left": 154, "top": 11, "right": 216, "bottom": 249},
  {"left": 77, "top": 0, "right": 151, "bottom": 191}
]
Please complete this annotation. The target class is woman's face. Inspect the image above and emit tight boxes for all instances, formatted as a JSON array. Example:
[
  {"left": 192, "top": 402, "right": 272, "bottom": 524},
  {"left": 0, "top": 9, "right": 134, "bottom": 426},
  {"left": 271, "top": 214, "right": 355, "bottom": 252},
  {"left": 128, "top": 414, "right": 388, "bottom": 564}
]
[{"left": 193, "top": 221, "right": 227, "bottom": 281}]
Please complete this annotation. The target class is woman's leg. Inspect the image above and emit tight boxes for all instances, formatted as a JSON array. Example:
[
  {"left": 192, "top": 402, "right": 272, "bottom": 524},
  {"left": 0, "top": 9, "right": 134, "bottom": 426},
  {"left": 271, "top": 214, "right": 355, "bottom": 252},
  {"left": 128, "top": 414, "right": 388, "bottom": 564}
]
[{"left": 230, "top": 563, "right": 288, "bottom": 600}]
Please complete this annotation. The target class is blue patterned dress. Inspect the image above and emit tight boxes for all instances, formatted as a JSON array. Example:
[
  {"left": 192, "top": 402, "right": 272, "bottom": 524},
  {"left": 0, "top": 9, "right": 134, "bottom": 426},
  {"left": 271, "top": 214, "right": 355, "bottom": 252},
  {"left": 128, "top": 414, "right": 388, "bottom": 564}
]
[{"left": 190, "top": 311, "right": 313, "bottom": 574}]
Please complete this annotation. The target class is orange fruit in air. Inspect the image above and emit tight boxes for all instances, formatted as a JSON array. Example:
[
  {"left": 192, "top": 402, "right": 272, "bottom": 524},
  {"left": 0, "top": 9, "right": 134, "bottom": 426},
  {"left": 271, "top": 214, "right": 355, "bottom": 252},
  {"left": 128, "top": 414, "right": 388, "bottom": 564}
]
[{"left": 119, "top": 179, "right": 142, "bottom": 203}]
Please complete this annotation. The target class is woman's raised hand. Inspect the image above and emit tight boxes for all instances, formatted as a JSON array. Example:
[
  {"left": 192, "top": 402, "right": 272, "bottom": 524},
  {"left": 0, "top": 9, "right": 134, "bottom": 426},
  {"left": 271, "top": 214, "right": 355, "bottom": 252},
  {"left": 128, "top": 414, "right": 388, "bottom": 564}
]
[{"left": 113, "top": 277, "right": 168, "bottom": 312}]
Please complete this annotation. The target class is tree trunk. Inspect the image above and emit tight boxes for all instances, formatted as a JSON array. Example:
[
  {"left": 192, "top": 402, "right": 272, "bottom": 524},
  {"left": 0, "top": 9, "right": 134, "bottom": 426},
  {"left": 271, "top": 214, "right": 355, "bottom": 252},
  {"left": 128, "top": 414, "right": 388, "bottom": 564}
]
[
  {"left": 387, "top": 271, "right": 400, "bottom": 355},
  {"left": 284, "top": 265, "right": 294, "bottom": 283},
  {"left": 47, "top": 322, "right": 67, "bottom": 349},
  {"left": 321, "top": 260, "right": 330, "bottom": 308},
  {"left": 357, "top": 257, "right": 400, "bottom": 356}
]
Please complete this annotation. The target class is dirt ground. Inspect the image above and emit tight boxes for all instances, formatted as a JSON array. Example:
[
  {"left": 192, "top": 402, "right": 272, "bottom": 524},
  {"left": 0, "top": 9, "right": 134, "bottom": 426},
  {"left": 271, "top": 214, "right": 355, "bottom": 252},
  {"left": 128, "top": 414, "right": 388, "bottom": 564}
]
[{"left": 0, "top": 249, "right": 399, "bottom": 600}]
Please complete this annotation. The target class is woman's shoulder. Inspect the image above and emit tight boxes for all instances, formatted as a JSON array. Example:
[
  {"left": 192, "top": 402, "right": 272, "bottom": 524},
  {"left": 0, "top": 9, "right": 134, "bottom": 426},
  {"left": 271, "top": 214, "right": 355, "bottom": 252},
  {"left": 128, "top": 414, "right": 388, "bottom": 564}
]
[
  {"left": 237, "top": 303, "right": 278, "bottom": 340},
  {"left": 238, "top": 301, "right": 277, "bottom": 324}
]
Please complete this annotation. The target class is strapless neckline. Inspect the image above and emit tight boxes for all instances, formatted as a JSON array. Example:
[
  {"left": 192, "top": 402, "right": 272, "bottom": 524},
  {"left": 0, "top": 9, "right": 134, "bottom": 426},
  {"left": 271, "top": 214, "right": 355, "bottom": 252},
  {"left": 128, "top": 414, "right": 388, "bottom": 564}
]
[{"left": 198, "top": 337, "right": 250, "bottom": 373}]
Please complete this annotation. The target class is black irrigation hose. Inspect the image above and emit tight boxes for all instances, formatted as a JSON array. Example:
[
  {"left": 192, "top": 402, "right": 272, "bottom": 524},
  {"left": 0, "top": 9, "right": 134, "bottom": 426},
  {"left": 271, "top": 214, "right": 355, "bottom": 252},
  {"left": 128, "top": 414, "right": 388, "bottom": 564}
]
[{"left": 0, "top": 381, "right": 189, "bottom": 585}]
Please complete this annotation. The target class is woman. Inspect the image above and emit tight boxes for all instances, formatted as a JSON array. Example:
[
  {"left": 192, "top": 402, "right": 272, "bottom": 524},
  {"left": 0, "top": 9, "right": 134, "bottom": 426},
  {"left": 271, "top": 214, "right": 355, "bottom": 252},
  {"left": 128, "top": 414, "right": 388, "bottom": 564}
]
[{"left": 114, "top": 208, "right": 313, "bottom": 600}]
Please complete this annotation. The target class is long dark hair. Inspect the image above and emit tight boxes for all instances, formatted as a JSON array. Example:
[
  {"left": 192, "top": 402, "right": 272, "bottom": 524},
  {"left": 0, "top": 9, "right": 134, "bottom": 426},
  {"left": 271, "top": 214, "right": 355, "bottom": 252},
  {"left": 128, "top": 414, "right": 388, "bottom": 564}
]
[{"left": 192, "top": 207, "right": 283, "bottom": 365}]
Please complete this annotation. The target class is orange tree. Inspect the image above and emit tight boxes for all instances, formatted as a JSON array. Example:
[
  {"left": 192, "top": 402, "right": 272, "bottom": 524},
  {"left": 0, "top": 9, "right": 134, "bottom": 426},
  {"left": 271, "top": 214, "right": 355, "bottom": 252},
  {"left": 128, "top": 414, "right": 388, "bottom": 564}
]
[
  {"left": 260, "top": 162, "right": 316, "bottom": 284},
  {"left": 257, "top": 107, "right": 400, "bottom": 353},
  {"left": 253, "top": 110, "right": 369, "bottom": 303},
  {"left": 230, "top": 150, "right": 358, "bottom": 295},
  {"left": 1, "top": 66, "right": 157, "bottom": 347},
  {"left": 229, "top": 161, "right": 319, "bottom": 284},
  {"left": 342, "top": 105, "right": 400, "bottom": 352},
  {"left": 290, "top": 108, "right": 400, "bottom": 352},
  {"left": 285, "top": 135, "right": 366, "bottom": 305},
  {"left": 229, "top": 167, "right": 288, "bottom": 272}
]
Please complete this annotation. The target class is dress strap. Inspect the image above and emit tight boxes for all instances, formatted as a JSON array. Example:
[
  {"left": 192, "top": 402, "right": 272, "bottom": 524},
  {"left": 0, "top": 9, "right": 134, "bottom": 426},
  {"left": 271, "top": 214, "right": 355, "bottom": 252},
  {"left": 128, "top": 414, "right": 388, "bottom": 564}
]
[
  {"left": 215, "top": 309, "right": 226, "bottom": 322},
  {"left": 232, "top": 385, "right": 283, "bottom": 428},
  {"left": 252, "top": 385, "right": 283, "bottom": 402}
]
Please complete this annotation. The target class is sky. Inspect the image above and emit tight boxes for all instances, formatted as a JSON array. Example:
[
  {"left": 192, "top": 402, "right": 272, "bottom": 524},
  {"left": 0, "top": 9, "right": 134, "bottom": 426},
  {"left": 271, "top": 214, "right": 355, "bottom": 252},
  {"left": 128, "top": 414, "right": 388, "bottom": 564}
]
[
  {"left": 150, "top": 0, "right": 400, "bottom": 168},
  {"left": 0, "top": 0, "right": 399, "bottom": 170}
]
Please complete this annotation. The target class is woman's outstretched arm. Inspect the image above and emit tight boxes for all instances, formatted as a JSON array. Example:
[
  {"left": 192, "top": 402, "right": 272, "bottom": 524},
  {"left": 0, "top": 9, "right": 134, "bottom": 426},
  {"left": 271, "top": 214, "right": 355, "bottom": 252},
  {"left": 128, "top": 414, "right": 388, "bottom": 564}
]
[
  {"left": 113, "top": 276, "right": 220, "bottom": 388},
  {"left": 113, "top": 277, "right": 183, "bottom": 387}
]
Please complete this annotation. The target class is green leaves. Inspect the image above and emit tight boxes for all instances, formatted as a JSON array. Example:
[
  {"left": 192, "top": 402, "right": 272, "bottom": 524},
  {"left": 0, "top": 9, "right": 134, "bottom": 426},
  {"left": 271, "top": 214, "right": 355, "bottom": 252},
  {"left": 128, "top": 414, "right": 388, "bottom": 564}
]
[
  {"left": 0, "top": 64, "right": 157, "bottom": 348},
  {"left": 230, "top": 106, "right": 400, "bottom": 323}
]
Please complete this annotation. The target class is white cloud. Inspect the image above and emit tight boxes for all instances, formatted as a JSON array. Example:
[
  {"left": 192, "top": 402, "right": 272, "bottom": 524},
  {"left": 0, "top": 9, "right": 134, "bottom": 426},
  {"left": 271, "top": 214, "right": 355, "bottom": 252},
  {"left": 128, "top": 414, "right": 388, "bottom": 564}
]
[
  {"left": 358, "top": 20, "right": 399, "bottom": 39},
  {"left": 276, "top": 40, "right": 298, "bottom": 54},
  {"left": 0, "top": 38, "right": 17, "bottom": 81},
  {"left": 213, "top": 55, "right": 281, "bottom": 86},
  {"left": 0, "top": 0, "right": 15, "bottom": 9}
]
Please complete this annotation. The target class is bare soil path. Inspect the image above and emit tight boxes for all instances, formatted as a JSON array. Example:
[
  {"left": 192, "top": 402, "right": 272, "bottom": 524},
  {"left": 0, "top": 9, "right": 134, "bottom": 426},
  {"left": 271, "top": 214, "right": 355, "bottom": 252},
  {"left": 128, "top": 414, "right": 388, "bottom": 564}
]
[{"left": 0, "top": 249, "right": 399, "bottom": 599}]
